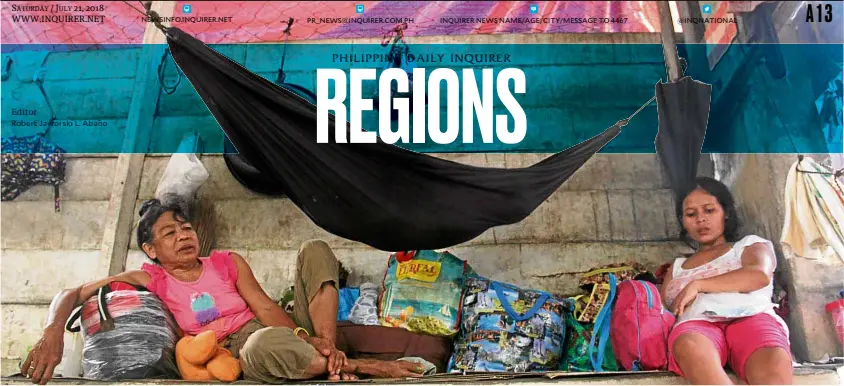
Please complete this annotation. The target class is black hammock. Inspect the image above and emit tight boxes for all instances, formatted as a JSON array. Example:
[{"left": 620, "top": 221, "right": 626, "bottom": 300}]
[{"left": 165, "top": 27, "right": 630, "bottom": 251}]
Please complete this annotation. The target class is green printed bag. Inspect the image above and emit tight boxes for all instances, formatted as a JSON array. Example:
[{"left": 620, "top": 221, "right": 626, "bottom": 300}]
[
  {"left": 379, "top": 250, "right": 472, "bottom": 337},
  {"left": 561, "top": 303, "right": 618, "bottom": 372}
]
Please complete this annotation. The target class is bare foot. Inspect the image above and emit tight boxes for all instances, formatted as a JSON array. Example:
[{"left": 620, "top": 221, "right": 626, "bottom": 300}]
[
  {"left": 328, "top": 373, "right": 358, "bottom": 382},
  {"left": 373, "top": 361, "right": 425, "bottom": 378}
]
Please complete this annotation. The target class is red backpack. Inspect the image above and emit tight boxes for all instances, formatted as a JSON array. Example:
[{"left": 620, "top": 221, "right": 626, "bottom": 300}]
[{"left": 609, "top": 280, "right": 675, "bottom": 371}]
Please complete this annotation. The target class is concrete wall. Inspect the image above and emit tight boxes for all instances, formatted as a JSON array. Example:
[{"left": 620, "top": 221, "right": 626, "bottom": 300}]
[
  {"left": 714, "top": 152, "right": 844, "bottom": 362},
  {"left": 0, "top": 156, "right": 118, "bottom": 375}
]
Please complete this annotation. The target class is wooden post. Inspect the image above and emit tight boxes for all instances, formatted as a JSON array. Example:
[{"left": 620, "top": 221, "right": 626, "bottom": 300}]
[
  {"left": 657, "top": 1, "right": 682, "bottom": 82},
  {"left": 100, "top": 1, "right": 175, "bottom": 275}
]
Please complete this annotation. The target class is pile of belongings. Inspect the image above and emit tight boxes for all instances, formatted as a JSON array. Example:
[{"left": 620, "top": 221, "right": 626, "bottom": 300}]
[
  {"left": 66, "top": 249, "right": 675, "bottom": 379},
  {"left": 293, "top": 251, "right": 671, "bottom": 375}
]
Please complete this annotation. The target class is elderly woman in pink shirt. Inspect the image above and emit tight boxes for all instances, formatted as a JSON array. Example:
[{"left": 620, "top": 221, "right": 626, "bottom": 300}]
[
  {"left": 661, "top": 177, "right": 793, "bottom": 385},
  {"left": 22, "top": 198, "right": 425, "bottom": 385}
]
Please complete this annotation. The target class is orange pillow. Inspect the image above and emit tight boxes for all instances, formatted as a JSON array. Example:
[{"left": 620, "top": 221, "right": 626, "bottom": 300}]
[
  {"left": 207, "top": 347, "right": 242, "bottom": 382},
  {"left": 175, "top": 331, "right": 241, "bottom": 382}
]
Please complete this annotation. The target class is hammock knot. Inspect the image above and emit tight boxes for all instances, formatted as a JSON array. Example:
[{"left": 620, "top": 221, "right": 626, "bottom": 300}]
[{"left": 147, "top": 9, "right": 166, "bottom": 32}]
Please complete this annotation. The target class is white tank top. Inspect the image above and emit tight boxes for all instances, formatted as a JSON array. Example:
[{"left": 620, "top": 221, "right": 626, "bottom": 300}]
[{"left": 663, "top": 235, "right": 788, "bottom": 334}]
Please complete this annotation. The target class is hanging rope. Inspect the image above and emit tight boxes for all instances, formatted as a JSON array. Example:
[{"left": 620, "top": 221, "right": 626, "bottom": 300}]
[
  {"left": 617, "top": 94, "right": 656, "bottom": 127},
  {"left": 158, "top": 48, "right": 182, "bottom": 94},
  {"left": 616, "top": 66, "right": 693, "bottom": 128},
  {"left": 122, "top": 1, "right": 180, "bottom": 94},
  {"left": 795, "top": 155, "right": 844, "bottom": 197},
  {"left": 121, "top": 0, "right": 145, "bottom": 16},
  {"left": 32, "top": 52, "right": 55, "bottom": 137},
  {"left": 276, "top": 18, "right": 294, "bottom": 84},
  {"left": 121, "top": 0, "right": 168, "bottom": 34},
  {"left": 381, "top": 23, "right": 408, "bottom": 47},
  {"left": 796, "top": 155, "right": 843, "bottom": 177}
]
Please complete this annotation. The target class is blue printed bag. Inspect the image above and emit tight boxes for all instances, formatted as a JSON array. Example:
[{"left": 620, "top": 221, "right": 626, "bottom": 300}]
[{"left": 448, "top": 276, "right": 567, "bottom": 373}]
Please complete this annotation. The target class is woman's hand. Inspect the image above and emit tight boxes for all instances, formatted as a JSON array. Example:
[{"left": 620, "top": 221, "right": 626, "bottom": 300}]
[
  {"left": 672, "top": 280, "right": 701, "bottom": 316},
  {"left": 21, "top": 327, "right": 64, "bottom": 385},
  {"left": 305, "top": 336, "right": 347, "bottom": 377}
]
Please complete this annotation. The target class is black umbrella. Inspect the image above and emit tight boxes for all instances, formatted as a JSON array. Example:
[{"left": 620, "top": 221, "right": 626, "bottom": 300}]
[{"left": 654, "top": 76, "right": 712, "bottom": 208}]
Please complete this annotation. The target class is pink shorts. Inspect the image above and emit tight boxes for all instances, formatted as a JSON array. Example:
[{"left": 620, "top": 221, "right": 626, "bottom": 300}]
[{"left": 668, "top": 313, "right": 791, "bottom": 382}]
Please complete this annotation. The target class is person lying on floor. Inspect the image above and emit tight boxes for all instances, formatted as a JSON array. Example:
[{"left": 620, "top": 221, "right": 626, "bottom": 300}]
[
  {"left": 22, "top": 198, "right": 426, "bottom": 385},
  {"left": 661, "top": 177, "right": 792, "bottom": 385}
]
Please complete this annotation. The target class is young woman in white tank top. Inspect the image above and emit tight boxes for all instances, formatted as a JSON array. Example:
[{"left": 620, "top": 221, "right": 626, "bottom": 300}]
[{"left": 660, "top": 177, "right": 792, "bottom": 385}]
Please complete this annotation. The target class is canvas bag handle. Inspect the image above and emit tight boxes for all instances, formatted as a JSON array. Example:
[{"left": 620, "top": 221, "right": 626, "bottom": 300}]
[
  {"left": 490, "top": 281, "right": 550, "bottom": 322},
  {"left": 66, "top": 285, "right": 113, "bottom": 334},
  {"left": 588, "top": 273, "right": 617, "bottom": 372},
  {"left": 65, "top": 282, "right": 147, "bottom": 333}
]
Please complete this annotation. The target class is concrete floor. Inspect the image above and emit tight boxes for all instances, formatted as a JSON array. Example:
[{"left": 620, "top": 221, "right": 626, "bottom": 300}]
[{"left": 2, "top": 366, "right": 841, "bottom": 385}]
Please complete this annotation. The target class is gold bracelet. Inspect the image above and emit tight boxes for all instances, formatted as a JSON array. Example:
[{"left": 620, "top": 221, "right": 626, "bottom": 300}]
[{"left": 293, "top": 327, "right": 310, "bottom": 337}]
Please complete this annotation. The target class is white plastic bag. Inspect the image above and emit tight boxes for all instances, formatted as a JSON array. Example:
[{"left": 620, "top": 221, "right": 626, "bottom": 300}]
[
  {"left": 154, "top": 153, "right": 208, "bottom": 203},
  {"left": 349, "top": 283, "right": 380, "bottom": 326},
  {"left": 56, "top": 332, "right": 84, "bottom": 378}
]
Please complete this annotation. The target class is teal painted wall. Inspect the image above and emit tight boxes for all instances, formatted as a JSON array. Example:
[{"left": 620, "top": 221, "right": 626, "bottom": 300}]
[
  {"left": 684, "top": 42, "right": 842, "bottom": 153},
  {"left": 0, "top": 43, "right": 667, "bottom": 153},
  {"left": 1, "top": 42, "right": 840, "bottom": 153}
]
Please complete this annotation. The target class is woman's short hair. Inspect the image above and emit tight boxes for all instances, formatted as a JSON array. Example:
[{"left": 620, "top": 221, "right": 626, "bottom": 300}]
[
  {"left": 136, "top": 195, "right": 192, "bottom": 255},
  {"left": 676, "top": 176, "right": 742, "bottom": 243}
]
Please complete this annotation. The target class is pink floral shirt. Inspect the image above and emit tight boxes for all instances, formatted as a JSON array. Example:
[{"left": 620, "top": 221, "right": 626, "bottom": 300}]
[{"left": 142, "top": 250, "right": 255, "bottom": 341}]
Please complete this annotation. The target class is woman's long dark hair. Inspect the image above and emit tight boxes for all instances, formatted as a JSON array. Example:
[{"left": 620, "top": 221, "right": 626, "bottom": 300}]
[{"left": 676, "top": 177, "right": 742, "bottom": 246}]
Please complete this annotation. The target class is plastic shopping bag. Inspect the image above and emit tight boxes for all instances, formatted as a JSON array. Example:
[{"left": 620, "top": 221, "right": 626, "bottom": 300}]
[
  {"left": 349, "top": 283, "right": 380, "bottom": 326},
  {"left": 155, "top": 153, "right": 209, "bottom": 203},
  {"left": 379, "top": 250, "right": 471, "bottom": 337}
]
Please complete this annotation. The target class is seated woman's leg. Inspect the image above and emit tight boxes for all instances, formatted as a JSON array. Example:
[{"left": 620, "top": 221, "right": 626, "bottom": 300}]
[
  {"left": 292, "top": 239, "right": 340, "bottom": 337},
  {"left": 669, "top": 320, "right": 732, "bottom": 385},
  {"left": 239, "top": 326, "right": 424, "bottom": 381},
  {"left": 725, "top": 313, "right": 793, "bottom": 385},
  {"left": 239, "top": 326, "right": 324, "bottom": 382}
]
